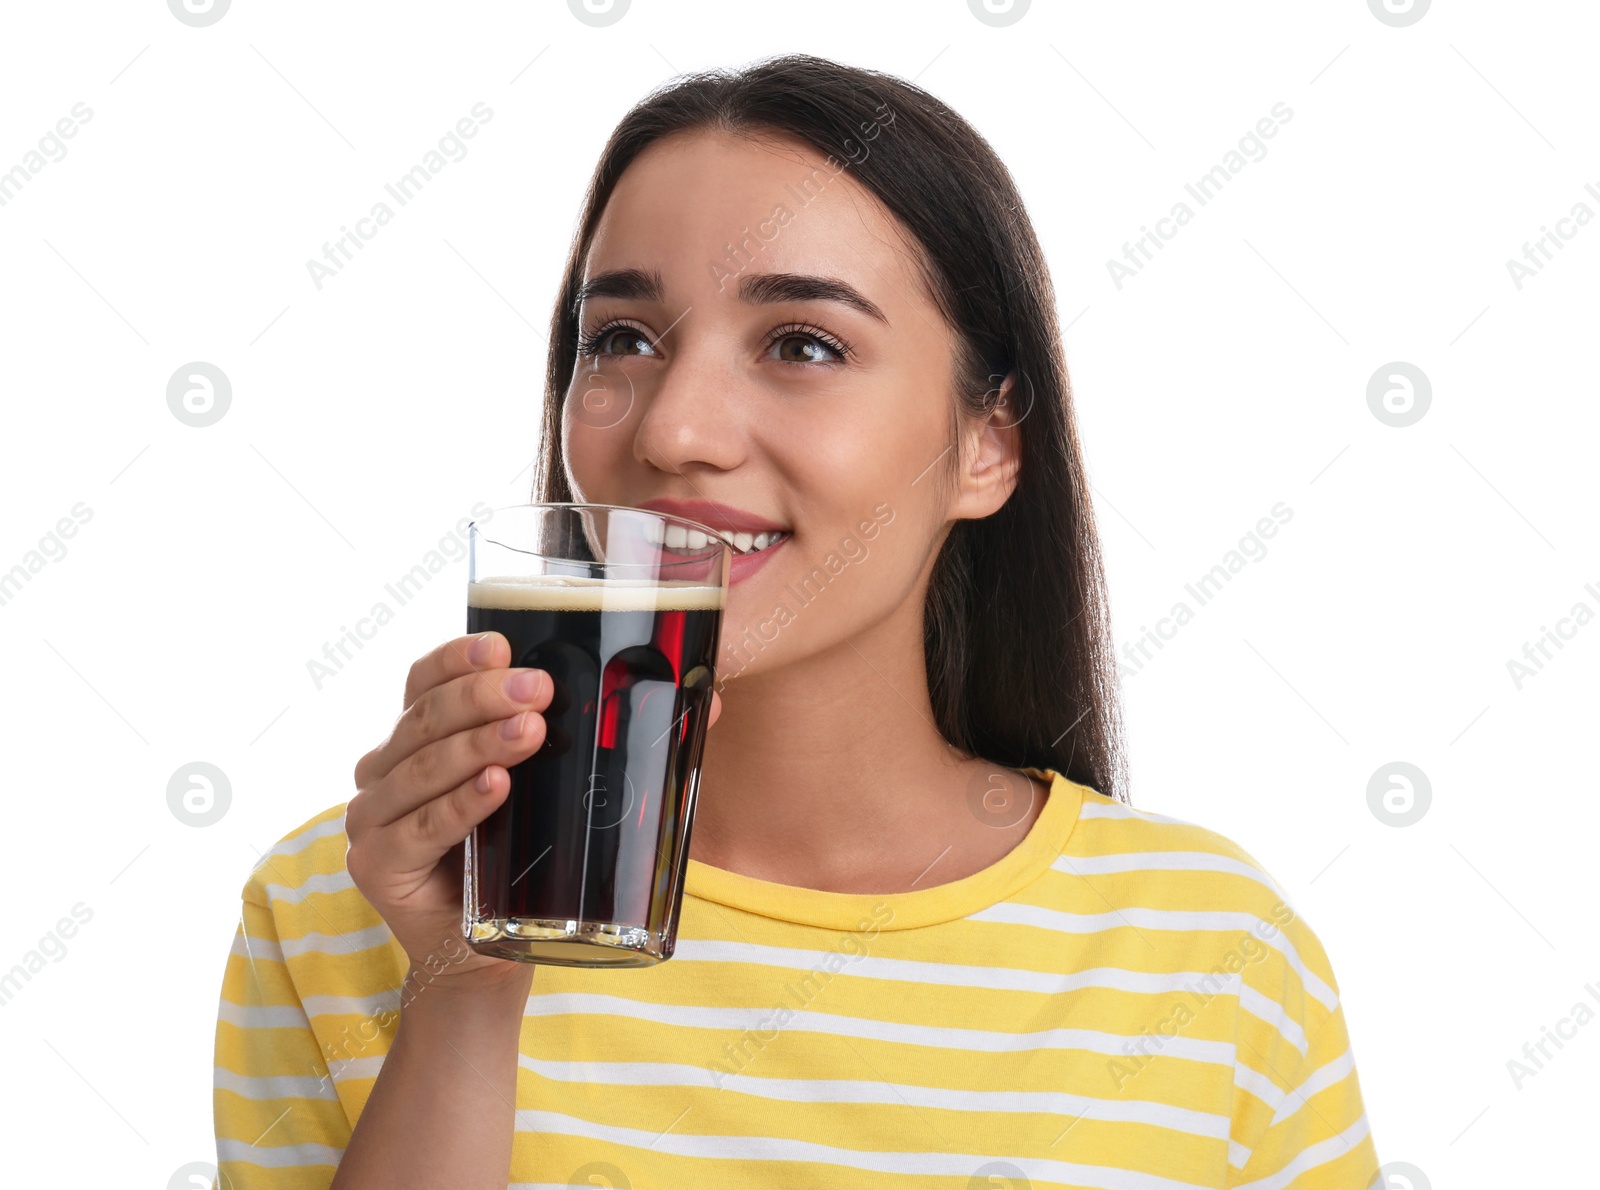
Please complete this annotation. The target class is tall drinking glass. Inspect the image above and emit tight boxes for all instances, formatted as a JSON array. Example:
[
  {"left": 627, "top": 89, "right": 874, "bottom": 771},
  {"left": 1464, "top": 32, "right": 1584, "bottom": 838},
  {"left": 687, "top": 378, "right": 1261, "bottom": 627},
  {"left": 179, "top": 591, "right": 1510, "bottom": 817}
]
[{"left": 463, "top": 503, "right": 731, "bottom": 967}]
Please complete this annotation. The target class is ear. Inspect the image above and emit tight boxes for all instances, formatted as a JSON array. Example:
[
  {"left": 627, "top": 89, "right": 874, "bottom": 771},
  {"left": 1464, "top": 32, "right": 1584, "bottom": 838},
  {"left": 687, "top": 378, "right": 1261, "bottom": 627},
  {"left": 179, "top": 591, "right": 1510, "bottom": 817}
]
[{"left": 949, "top": 371, "right": 1025, "bottom": 521}]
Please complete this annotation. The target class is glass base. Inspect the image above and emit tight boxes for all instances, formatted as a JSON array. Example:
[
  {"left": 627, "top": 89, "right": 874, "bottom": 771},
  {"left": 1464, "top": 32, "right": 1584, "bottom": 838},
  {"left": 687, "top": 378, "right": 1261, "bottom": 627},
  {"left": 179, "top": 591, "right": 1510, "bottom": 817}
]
[{"left": 465, "top": 916, "right": 668, "bottom": 968}]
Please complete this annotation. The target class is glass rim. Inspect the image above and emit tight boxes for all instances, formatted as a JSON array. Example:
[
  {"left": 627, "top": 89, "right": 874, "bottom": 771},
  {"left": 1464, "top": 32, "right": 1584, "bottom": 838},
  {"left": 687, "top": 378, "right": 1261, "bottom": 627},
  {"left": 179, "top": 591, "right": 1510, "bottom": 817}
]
[
  {"left": 469, "top": 501, "right": 735, "bottom": 573},
  {"left": 470, "top": 501, "right": 738, "bottom": 549}
]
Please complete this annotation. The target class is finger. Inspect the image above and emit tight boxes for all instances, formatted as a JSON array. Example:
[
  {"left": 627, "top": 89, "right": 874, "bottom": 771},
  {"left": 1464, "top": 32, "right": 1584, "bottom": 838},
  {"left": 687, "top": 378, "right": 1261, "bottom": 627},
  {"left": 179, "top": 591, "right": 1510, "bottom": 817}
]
[
  {"left": 361, "top": 709, "right": 547, "bottom": 831},
  {"left": 360, "top": 664, "right": 553, "bottom": 787},
  {"left": 365, "top": 764, "right": 512, "bottom": 879},
  {"left": 403, "top": 632, "right": 508, "bottom": 711}
]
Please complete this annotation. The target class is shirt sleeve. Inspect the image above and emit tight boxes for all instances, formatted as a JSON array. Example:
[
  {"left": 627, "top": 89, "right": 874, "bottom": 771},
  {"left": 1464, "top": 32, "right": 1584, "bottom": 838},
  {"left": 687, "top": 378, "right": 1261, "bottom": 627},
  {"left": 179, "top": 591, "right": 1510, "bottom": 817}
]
[
  {"left": 1229, "top": 1000, "right": 1378, "bottom": 1188},
  {"left": 212, "top": 896, "right": 351, "bottom": 1188}
]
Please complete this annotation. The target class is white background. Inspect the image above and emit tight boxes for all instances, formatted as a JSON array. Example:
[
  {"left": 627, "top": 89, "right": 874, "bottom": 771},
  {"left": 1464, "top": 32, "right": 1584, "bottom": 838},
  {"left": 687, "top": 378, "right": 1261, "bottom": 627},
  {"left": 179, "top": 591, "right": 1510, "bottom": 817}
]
[{"left": 1, "top": 1, "right": 1594, "bottom": 1185}]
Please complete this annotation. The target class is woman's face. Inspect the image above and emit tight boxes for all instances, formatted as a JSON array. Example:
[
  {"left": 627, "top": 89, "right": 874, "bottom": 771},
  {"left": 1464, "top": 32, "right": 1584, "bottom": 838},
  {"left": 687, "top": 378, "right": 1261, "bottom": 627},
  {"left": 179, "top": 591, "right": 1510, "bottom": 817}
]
[{"left": 563, "top": 128, "right": 1020, "bottom": 682}]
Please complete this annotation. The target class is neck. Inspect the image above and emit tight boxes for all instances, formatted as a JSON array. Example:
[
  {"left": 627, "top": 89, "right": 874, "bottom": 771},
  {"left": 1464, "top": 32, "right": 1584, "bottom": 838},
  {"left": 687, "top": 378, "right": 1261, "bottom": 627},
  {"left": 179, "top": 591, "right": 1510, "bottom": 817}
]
[{"left": 690, "top": 600, "right": 1008, "bottom": 894}]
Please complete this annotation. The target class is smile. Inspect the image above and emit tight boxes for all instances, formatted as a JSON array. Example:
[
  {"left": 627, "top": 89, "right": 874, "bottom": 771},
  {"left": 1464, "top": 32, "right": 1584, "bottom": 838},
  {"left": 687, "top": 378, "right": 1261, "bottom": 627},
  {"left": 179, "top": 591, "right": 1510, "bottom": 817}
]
[{"left": 643, "top": 519, "right": 791, "bottom": 556}]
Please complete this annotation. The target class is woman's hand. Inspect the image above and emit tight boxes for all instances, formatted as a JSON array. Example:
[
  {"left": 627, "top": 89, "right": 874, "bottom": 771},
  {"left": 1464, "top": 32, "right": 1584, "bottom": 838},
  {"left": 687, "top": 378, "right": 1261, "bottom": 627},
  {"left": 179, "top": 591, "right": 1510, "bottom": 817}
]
[
  {"left": 345, "top": 630, "right": 721, "bottom": 989},
  {"left": 331, "top": 632, "right": 719, "bottom": 1187},
  {"left": 345, "top": 630, "right": 553, "bottom": 987}
]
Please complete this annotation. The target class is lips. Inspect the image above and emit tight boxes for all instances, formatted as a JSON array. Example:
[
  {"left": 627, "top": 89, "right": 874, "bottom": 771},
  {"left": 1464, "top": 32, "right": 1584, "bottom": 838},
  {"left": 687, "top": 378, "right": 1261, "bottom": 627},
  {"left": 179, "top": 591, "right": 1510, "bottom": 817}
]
[
  {"left": 633, "top": 496, "right": 791, "bottom": 585},
  {"left": 726, "top": 531, "right": 788, "bottom": 585},
  {"left": 636, "top": 496, "right": 789, "bottom": 537}
]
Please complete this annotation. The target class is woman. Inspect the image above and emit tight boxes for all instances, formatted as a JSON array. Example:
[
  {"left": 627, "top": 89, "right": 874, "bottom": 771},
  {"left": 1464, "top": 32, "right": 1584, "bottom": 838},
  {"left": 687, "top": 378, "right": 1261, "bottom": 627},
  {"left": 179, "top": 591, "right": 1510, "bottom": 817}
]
[{"left": 213, "top": 53, "right": 1378, "bottom": 1188}]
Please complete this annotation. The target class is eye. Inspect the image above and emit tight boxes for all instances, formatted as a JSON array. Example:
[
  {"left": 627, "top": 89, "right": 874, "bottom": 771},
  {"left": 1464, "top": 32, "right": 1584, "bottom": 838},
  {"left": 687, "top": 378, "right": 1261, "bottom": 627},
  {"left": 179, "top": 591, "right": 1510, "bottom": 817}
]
[
  {"left": 576, "top": 320, "right": 658, "bottom": 359},
  {"left": 764, "top": 322, "right": 854, "bottom": 366}
]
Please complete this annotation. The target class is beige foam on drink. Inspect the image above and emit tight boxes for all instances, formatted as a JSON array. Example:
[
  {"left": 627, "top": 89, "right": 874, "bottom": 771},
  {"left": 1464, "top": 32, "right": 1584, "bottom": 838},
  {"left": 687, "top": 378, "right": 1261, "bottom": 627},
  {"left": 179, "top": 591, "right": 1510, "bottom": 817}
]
[{"left": 468, "top": 573, "right": 725, "bottom": 611}]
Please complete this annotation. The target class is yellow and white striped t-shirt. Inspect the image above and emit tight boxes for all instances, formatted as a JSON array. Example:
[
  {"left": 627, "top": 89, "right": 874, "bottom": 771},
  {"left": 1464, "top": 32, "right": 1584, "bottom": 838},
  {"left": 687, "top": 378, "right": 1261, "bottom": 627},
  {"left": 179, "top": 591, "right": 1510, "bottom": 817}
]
[{"left": 213, "top": 767, "right": 1378, "bottom": 1188}]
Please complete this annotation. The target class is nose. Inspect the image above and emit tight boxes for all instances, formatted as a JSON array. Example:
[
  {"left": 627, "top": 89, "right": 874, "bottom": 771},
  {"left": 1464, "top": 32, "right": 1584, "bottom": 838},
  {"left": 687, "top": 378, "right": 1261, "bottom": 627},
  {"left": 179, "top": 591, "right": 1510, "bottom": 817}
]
[{"left": 631, "top": 333, "right": 746, "bottom": 477}]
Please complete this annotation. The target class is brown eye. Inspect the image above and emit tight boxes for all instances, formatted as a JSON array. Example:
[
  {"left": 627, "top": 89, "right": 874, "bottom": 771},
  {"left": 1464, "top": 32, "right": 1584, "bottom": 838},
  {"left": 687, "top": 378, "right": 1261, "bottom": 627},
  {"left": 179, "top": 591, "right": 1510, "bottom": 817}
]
[
  {"left": 772, "top": 335, "right": 836, "bottom": 364},
  {"left": 764, "top": 322, "right": 852, "bottom": 365},
  {"left": 606, "top": 329, "right": 652, "bottom": 355},
  {"left": 577, "top": 322, "right": 658, "bottom": 359}
]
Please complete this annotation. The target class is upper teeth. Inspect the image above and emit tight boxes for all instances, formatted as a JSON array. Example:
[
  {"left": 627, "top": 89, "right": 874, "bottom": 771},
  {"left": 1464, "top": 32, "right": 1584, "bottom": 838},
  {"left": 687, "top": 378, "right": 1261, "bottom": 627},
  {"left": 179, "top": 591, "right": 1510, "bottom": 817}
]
[
  {"left": 644, "top": 520, "right": 788, "bottom": 554},
  {"left": 729, "top": 530, "right": 787, "bottom": 554}
]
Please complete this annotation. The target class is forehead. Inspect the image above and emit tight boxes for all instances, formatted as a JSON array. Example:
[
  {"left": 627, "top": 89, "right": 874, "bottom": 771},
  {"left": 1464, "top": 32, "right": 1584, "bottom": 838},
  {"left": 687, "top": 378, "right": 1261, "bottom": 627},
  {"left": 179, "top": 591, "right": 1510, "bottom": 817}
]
[{"left": 583, "top": 128, "right": 931, "bottom": 314}]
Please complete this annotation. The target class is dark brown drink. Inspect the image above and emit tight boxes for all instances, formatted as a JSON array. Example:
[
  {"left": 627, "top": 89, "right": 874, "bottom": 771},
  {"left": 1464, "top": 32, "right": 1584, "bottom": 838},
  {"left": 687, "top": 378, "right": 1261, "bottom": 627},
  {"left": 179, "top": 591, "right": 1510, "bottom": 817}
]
[{"left": 464, "top": 575, "right": 723, "bottom": 967}]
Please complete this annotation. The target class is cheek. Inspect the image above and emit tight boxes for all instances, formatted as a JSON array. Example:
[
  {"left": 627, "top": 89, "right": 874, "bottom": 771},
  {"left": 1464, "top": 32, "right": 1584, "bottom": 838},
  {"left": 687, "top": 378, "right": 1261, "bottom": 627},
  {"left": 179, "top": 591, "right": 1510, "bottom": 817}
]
[
  {"left": 765, "top": 403, "right": 917, "bottom": 506},
  {"left": 713, "top": 419, "right": 947, "bottom": 678},
  {"left": 797, "top": 435, "right": 876, "bottom": 503},
  {"left": 768, "top": 440, "right": 937, "bottom": 595},
  {"left": 758, "top": 386, "right": 944, "bottom": 567},
  {"left": 562, "top": 394, "right": 637, "bottom": 500},
  {"left": 568, "top": 361, "right": 641, "bottom": 434}
]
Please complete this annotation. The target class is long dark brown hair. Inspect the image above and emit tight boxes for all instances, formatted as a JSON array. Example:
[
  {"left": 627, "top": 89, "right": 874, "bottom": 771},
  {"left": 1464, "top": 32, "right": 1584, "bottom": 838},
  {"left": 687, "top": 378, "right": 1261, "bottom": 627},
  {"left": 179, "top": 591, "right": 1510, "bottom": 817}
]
[{"left": 533, "top": 53, "right": 1129, "bottom": 804}]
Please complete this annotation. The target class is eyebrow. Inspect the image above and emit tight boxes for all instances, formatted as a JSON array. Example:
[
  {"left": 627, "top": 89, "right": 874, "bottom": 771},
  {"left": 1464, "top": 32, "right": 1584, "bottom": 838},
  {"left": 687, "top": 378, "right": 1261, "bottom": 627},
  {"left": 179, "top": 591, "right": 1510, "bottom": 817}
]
[
  {"left": 574, "top": 267, "right": 889, "bottom": 325},
  {"left": 740, "top": 271, "right": 889, "bottom": 325},
  {"left": 574, "top": 267, "right": 662, "bottom": 307}
]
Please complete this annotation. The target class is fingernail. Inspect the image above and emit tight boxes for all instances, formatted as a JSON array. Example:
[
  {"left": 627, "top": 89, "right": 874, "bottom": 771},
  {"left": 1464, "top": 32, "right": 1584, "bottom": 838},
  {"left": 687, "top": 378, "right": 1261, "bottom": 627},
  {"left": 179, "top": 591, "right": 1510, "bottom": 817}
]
[
  {"left": 469, "top": 633, "right": 495, "bottom": 665},
  {"left": 499, "top": 712, "right": 527, "bottom": 741},
  {"left": 475, "top": 768, "right": 493, "bottom": 793},
  {"left": 507, "top": 670, "right": 541, "bottom": 703}
]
